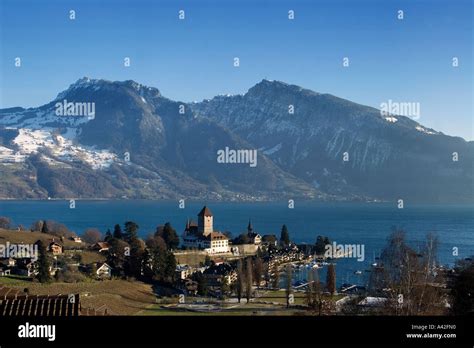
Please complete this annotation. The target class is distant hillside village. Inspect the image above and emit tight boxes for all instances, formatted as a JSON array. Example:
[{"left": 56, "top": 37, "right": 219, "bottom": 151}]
[{"left": 0, "top": 207, "right": 472, "bottom": 317}]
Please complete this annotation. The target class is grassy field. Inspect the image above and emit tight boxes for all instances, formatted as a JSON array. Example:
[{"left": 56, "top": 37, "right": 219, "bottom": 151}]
[
  {"left": 64, "top": 249, "right": 106, "bottom": 264},
  {"left": 0, "top": 228, "right": 85, "bottom": 248},
  {"left": 0, "top": 277, "right": 157, "bottom": 315}
]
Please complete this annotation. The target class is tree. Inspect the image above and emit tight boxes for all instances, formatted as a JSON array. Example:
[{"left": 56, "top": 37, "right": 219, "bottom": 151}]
[
  {"left": 146, "top": 234, "right": 167, "bottom": 251},
  {"left": 450, "top": 257, "right": 474, "bottom": 315},
  {"left": 315, "top": 235, "right": 331, "bottom": 255},
  {"left": 246, "top": 258, "right": 253, "bottom": 303},
  {"left": 41, "top": 220, "right": 49, "bottom": 234},
  {"left": 280, "top": 225, "right": 290, "bottom": 248},
  {"left": 253, "top": 257, "right": 264, "bottom": 288},
  {"left": 113, "top": 224, "right": 123, "bottom": 239},
  {"left": 262, "top": 235, "right": 277, "bottom": 246},
  {"left": 233, "top": 233, "right": 250, "bottom": 245},
  {"left": 192, "top": 272, "right": 208, "bottom": 296},
  {"left": 272, "top": 266, "right": 280, "bottom": 289},
  {"left": 326, "top": 263, "right": 336, "bottom": 295},
  {"left": 106, "top": 238, "right": 130, "bottom": 277},
  {"left": 204, "top": 255, "right": 212, "bottom": 267},
  {"left": 144, "top": 239, "right": 177, "bottom": 283},
  {"left": 0, "top": 216, "right": 11, "bottom": 229},
  {"left": 236, "top": 260, "right": 244, "bottom": 303},
  {"left": 36, "top": 240, "right": 51, "bottom": 283},
  {"left": 285, "top": 265, "right": 292, "bottom": 308},
  {"left": 31, "top": 220, "right": 44, "bottom": 232},
  {"left": 370, "top": 230, "right": 446, "bottom": 315},
  {"left": 104, "top": 229, "right": 113, "bottom": 242},
  {"left": 124, "top": 237, "right": 146, "bottom": 278},
  {"left": 305, "top": 269, "right": 324, "bottom": 315},
  {"left": 221, "top": 279, "right": 230, "bottom": 299},
  {"left": 155, "top": 223, "right": 180, "bottom": 250},
  {"left": 82, "top": 228, "right": 103, "bottom": 244},
  {"left": 124, "top": 221, "right": 139, "bottom": 242}
]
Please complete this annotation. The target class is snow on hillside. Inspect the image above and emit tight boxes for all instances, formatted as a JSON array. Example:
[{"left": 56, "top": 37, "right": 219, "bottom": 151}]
[{"left": 9, "top": 127, "right": 116, "bottom": 169}]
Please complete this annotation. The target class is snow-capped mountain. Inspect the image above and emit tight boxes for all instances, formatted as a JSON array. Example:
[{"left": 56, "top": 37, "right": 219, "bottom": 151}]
[{"left": 0, "top": 78, "right": 472, "bottom": 202}]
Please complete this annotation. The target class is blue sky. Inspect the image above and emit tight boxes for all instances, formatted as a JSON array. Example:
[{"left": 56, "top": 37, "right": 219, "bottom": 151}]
[{"left": 0, "top": 0, "right": 472, "bottom": 139}]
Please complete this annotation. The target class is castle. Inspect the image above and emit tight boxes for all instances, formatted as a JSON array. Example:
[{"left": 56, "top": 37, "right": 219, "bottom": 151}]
[{"left": 182, "top": 206, "right": 230, "bottom": 254}]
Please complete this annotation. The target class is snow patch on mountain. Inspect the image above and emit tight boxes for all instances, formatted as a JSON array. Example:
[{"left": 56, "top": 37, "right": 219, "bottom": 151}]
[
  {"left": 385, "top": 116, "right": 398, "bottom": 123},
  {"left": 10, "top": 128, "right": 117, "bottom": 169},
  {"left": 0, "top": 145, "right": 26, "bottom": 164},
  {"left": 415, "top": 125, "right": 437, "bottom": 135}
]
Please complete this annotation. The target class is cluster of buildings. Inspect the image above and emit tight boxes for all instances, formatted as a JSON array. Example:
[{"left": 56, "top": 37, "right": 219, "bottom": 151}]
[
  {"left": 182, "top": 206, "right": 264, "bottom": 255},
  {"left": 0, "top": 238, "right": 113, "bottom": 280},
  {"left": 0, "top": 240, "right": 64, "bottom": 277}
]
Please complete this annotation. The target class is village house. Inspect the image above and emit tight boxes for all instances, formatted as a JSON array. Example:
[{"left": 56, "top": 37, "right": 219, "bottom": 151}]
[
  {"left": 202, "top": 263, "right": 237, "bottom": 287},
  {"left": 175, "top": 264, "right": 194, "bottom": 280},
  {"left": 48, "top": 240, "right": 63, "bottom": 255},
  {"left": 96, "top": 262, "right": 113, "bottom": 279},
  {"left": 0, "top": 257, "right": 16, "bottom": 268},
  {"left": 13, "top": 258, "right": 38, "bottom": 277},
  {"left": 182, "top": 206, "right": 230, "bottom": 255},
  {"left": 72, "top": 236, "right": 82, "bottom": 243},
  {"left": 91, "top": 242, "right": 110, "bottom": 253},
  {"left": 0, "top": 266, "right": 11, "bottom": 276}
]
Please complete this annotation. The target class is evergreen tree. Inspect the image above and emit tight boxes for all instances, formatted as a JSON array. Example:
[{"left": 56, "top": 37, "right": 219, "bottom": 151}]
[
  {"left": 124, "top": 221, "right": 139, "bottom": 242},
  {"left": 156, "top": 222, "right": 180, "bottom": 250},
  {"left": 41, "top": 220, "right": 49, "bottom": 234},
  {"left": 104, "top": 229, "right": 112, "bottom": 242},
  {"left": 113, "top": 224, "right": 123, "bottom": 239},
  {"left": 280, "top": 224, "right": 290, "bottom": 248},
  {"left": 106, "top": 238, "right": 129, "bottom": 277},
  {"left": 36, "top": 240, "right": 51, "bottom": 283},
  {"left": 124, "top": 237, "right": 145, "bottom": 278},
  {"left": 145, "top": 240, "right": 177, "bottom": 283}
]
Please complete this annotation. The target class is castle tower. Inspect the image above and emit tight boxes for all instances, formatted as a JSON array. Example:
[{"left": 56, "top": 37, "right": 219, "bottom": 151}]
[{"left": 198, "top": 206, "right": 213, "bottom": 236}]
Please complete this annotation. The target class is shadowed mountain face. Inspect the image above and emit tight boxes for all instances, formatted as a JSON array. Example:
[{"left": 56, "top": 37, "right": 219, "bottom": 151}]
[{"left": 0, "top": 78, "right": 472, "bottom": 202}]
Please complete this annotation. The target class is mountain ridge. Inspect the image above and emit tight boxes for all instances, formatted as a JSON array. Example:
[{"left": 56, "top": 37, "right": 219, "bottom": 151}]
[{"left": 0, "top": 77, "right": 472, "bottom": 203}]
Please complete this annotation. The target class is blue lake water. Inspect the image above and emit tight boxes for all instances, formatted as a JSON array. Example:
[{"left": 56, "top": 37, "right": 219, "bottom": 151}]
[{"left": 1, "top": 200, "right": 473, "bottom": 286}]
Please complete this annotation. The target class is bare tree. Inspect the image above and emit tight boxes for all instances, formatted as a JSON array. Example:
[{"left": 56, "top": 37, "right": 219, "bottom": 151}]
[
  {"left": 0, "top": 216, "right": 11, "bottom": 229},
  {"left": 371, "top": 230, "right": 446, "bottom": 315},
  {"left": 285, "top": 265, "right": 292, "bottom": 308},
  {"left": 82, "top": 228, "right": 103, "bottom": 244},
  {"left": 236, "top": 260, "right": 244, "bottom": 303},
  {"left": 253, "top": 257, "right": 264, "bottom": 288},
  {"left": 246, "top": 258, "right": 253, "bottom": 303}
]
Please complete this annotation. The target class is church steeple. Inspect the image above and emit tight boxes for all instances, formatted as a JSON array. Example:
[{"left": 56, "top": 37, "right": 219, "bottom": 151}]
[{"left": 247, "top": 219, "right": 253, "bottom": 234}]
